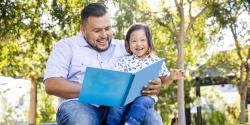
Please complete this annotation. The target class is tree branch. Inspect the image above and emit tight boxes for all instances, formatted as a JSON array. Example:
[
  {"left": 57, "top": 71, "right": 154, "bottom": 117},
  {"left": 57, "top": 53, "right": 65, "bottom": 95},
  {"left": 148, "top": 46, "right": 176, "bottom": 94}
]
[
  {"left": 247, "top": 48, "right": 250, "bottom": 62},
  {"left": 186, "top": 5, "right": 208, "bottom": 34},
  {"left": 230, "top": 23, "right": 243, "bottom": 61},
  {"left": 245, "top": 47, "right": 250, "bottom": 71},
  {"left": 170, "top": 15, "right": 178, "bottom": 33},
  {"left": 157, "top": 19, "right": 177, "bottom": 37},
  {"left": 188, "top": 0, "right": 192, "bottom": 20},
  {"left": 180, "top": 0, "right": 183, "bottom": 5},
  {"left": 174, "top": 0, "right": 183, "bottom": 18}
]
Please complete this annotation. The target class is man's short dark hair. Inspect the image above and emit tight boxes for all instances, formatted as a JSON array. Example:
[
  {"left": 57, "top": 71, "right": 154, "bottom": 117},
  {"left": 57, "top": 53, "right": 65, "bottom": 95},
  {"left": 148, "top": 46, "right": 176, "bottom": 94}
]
[{"left": 81, "top": 3, "right": 107, "bottom": 24}]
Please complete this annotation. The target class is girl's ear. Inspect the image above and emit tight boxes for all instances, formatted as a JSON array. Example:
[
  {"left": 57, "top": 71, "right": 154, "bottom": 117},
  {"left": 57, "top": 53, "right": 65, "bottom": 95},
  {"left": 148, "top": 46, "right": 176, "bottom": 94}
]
[
  {"left": 146, "top": 49, "right": 150, "bottom": 54},
  {"left": 148, "top": 48, "right": 154, "bottom": 54},
  {"left": 148, "top": 49, "right": 156, "bottom": 57}
]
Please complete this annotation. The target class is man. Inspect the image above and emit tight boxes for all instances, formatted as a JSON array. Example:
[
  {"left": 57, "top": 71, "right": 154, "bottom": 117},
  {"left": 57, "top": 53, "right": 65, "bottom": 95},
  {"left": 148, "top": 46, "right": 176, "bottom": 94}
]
[{"left": 44, "top": 3, "right": 163, "bottom": 125}]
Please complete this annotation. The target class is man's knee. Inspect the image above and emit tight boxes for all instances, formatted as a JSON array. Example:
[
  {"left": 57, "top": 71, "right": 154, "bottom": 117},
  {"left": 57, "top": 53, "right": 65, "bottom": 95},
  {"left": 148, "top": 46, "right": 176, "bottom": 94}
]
[{"left": 57, "top": 101, "right": 101, "bottom": 125}]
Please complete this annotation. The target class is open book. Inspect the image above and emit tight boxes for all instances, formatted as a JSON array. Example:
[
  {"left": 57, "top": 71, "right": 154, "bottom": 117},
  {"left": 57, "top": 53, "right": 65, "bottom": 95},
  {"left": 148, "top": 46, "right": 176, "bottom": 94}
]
[{"left": 78, "top": 59, "right": 164, "bottom": 107}]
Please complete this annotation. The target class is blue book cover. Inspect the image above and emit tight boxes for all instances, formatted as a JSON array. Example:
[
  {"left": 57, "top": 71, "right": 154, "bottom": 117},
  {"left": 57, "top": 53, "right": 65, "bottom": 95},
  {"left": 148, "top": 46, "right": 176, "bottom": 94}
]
[{"left": 78, "top": 59, "right": 164, "bottom": 107}]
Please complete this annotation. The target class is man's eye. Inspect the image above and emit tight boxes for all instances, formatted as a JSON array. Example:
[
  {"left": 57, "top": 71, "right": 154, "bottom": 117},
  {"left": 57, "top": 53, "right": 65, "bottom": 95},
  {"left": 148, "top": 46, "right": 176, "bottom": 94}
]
[
  {"left": 94, "top": 30, "right": 100, "bottom": 33},
  {"left": 105, "top": 27, "right": 111, "bottom": 31}
]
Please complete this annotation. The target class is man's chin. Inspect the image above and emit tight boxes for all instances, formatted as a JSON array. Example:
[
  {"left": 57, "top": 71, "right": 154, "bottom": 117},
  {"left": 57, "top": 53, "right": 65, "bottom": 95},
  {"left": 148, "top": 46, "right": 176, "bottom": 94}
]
[{"left": 96, "top": 45, "right": 109, "bottom": 52}]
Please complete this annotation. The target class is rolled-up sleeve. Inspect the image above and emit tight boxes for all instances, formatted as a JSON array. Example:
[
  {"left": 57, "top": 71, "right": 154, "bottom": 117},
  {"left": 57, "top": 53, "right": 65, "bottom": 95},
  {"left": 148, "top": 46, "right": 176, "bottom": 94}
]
[
  {"left": 43, "top": 41, "right": 71, "bottom": 81},
  {"left": 159, "top": 62, "right": 170, "bottom": 77}
]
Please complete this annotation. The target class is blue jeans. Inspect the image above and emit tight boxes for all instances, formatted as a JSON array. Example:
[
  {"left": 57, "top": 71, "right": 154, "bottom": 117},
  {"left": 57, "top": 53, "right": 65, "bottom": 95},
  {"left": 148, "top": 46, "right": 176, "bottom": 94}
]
[
  {"left": 56, "top": 100, "right": 108, "bottom": 125},
  {"left": 107, "top": 96, "right": 163, "bottom": 125}
]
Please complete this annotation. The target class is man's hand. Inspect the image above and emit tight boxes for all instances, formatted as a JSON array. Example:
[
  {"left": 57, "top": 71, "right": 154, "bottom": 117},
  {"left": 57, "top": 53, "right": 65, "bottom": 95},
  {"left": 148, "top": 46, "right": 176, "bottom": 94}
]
[{"left": 142, "top": 78, "right": 162, "bottom": 95}]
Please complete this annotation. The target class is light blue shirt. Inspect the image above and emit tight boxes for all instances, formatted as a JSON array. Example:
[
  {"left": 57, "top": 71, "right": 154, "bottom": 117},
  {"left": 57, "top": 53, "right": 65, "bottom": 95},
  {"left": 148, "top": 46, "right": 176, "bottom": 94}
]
[{"left": 44, "top": 33, "right": 127, "bottom": 104}]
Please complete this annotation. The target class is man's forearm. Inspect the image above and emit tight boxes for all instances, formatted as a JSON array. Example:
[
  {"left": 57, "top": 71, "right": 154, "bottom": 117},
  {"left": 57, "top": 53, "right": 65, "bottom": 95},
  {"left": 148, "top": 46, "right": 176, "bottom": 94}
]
[{"left": 44, "top": 77, "right": 81, "bottom": 99}]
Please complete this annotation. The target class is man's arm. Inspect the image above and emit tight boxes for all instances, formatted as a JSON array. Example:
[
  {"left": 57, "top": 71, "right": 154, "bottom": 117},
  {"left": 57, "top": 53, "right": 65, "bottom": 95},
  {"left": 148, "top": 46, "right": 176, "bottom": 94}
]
[{"left": 44, "top": 77, "right": 81, "bottom": 99}]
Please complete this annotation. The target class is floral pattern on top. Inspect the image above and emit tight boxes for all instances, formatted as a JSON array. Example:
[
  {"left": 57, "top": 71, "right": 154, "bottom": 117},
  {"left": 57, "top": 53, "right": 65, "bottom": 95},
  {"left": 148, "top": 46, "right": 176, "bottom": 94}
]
[{"left": 114, "top": 54, "right": 170, "bottom": 77}]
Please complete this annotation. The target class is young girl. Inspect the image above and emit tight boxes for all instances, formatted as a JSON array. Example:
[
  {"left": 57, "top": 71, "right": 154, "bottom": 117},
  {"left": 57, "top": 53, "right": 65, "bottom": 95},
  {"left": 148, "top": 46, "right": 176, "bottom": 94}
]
[{"left": 106, "top": 24, "right": 185, "bottom": 125}]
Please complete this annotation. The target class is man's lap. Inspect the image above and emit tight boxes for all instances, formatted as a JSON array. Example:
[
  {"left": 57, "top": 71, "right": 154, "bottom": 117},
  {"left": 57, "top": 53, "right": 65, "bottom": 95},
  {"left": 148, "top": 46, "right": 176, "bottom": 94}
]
[
  {"left": 56, "top": 100, "right": 108, "bottom": 125},
  {"left": 56, "top": 100, "right": 163, "bottom": 125}
]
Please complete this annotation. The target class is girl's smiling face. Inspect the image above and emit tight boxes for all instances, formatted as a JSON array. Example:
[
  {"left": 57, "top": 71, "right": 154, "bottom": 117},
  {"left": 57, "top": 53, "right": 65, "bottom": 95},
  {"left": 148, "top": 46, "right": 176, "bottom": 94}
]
[{"left": 129, "top": 29, "right": 149, "bottom": 59}]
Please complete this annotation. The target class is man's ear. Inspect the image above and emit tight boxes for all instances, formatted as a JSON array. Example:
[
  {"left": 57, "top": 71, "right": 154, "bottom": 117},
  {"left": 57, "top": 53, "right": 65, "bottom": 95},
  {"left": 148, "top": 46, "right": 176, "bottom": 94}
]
[{"left": 80, "top": 24, "right": 86, "bottom": 34}]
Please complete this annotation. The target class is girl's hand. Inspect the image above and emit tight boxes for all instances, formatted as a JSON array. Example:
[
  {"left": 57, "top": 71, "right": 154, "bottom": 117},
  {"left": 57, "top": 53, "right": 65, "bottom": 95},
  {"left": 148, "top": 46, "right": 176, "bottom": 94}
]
[{"left": 170, "top": 69, "right": 185, "bottom": 80}]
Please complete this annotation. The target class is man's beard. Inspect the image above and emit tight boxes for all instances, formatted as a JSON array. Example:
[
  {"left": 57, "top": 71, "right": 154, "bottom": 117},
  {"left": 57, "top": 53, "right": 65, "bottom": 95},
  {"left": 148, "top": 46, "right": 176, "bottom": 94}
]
[{"left": 84, "top": 37, "right": 111, "bottom": 52}]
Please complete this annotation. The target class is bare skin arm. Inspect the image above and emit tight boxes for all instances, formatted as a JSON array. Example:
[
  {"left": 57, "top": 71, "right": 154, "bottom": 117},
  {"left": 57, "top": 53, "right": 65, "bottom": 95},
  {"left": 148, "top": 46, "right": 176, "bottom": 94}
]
[
  {"left": 160, "top": 75, "right": 173, "bottom": 85},
  {"left": 44, "top": 77, "right": 81, "bottom": 99},
  {"left": 142, "top": 70, "right": 185, "bottom": 96},
  {"left": 160, "top": 69, "right": 185, "bottom": 85}
]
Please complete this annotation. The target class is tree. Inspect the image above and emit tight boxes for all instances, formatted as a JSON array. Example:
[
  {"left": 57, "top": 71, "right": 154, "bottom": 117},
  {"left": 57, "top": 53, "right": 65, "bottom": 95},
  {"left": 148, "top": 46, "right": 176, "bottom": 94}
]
[
  {"left": 209, "top": 0, "right": 250, "bottom": 123},
  {"left": 0, "top": 0, "right": 71, "bottom": 124},
  {"left": 0, "top": 1, "right": 50, "bottom": 124},
  {"left": 113, "top": 1, "right": 217, "bottom": 124},
  {"left": 155, "top": 1, "right": 212, "bottom": 124},
  {"left": 0, "top": 0, "right": 111, "bottom": 124}
]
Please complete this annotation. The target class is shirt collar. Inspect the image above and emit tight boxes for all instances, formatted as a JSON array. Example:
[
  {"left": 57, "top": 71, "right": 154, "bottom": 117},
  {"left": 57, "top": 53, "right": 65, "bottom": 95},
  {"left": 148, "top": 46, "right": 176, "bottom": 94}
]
[
  {"left": 77, "top": 33, "right": 90, "bottom": 47},
  {"left": 132, "top": 54, "right": 151, "bottom": 61}
]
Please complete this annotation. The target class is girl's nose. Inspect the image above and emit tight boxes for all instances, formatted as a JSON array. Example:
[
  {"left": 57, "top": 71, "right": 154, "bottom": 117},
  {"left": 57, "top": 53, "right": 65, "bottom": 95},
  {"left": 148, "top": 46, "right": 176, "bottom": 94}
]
[{"left": 136, "top": 40, "right": 142, "bottom": 46}]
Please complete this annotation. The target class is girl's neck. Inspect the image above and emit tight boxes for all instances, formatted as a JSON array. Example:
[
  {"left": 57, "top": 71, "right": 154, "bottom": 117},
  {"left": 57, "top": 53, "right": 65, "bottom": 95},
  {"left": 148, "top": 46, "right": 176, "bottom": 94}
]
[{"left": 134, "top": 53, "right": 150, "bottom": 59}]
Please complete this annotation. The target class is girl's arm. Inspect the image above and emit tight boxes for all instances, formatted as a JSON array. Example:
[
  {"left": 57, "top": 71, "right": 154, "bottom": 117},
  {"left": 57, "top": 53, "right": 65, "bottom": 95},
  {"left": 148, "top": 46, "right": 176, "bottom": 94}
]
[
  {"left": 160, "top": 75, "right": 173, "bottom": 85},
  {"left": 160, "top": 69, "right": 185, "bottom": 85}
]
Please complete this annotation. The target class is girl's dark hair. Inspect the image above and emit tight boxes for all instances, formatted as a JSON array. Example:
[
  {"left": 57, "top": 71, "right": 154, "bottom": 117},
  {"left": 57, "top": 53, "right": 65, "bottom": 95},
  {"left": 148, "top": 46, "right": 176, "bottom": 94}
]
[
  {"left": 125, "top": 24, "right": 155, "bottom": 55},
  {"left": 81, "top": 3, "right": 107, "bottom": 24}
]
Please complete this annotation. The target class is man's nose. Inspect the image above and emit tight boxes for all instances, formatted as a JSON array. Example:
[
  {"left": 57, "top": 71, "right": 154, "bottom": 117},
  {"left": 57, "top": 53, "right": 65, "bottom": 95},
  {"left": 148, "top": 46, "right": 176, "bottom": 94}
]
[{"left": 100, "top": 30, "right": 107, "bottom": 38}]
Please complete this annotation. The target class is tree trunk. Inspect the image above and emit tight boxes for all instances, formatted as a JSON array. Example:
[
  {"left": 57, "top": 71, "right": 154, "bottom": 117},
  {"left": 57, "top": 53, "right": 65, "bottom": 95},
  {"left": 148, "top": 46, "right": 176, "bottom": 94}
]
[
  {"left": 156, "top": 1, "right": 207, "bottom": 124},
  {"left": 177, "top": 32, "right": 186, "bottom": 125},
  {"left": 29, "top": 76, "right": 37, "bottom": 125},
  {"left": 239, "top": 83, "right": 247, "bottom": 123}
]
